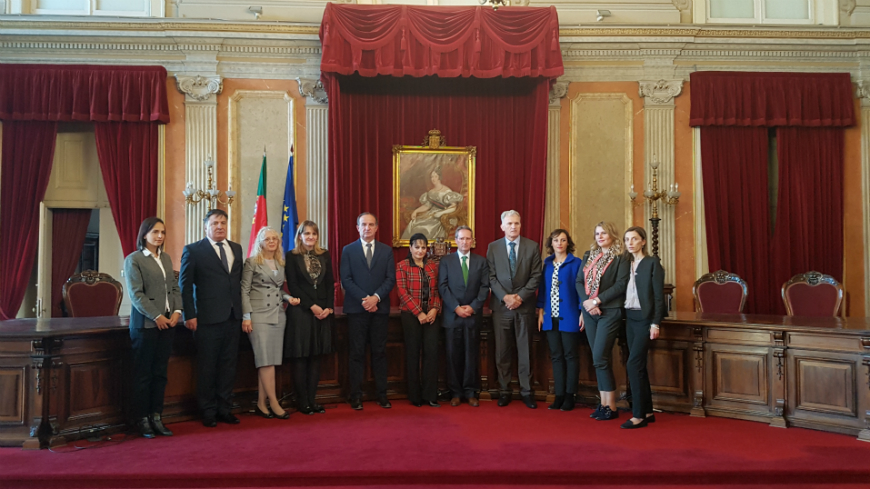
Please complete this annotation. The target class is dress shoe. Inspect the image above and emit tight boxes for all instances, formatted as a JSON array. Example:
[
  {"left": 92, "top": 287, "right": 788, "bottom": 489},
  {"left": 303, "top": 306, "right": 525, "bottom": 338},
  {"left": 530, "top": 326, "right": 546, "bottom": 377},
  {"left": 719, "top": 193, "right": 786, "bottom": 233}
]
[
  {"left": 137, "top": 417, "right": 155, "bottom": 438},
  {"left": 560, "top": 396, "right": 575, "bottom": 412},
  {"left": 548, "top": 396, "right": 564, "bottom": 410},
  {"left": 522, "top": 395, "right": 537, "bottom": 409},
  {"left": 254, "top": 405, "right": 274, "bottom": 419},
  {"left": 216, "top": 413, "right": 240, "bottom": 424},
  {"left": 497, "top": 394, "right": 511, "bottom": 407},
  {"left": 590, "top": 404, "right": 604, "bottom": 419},
  {"left": 313, "top": 403, "right": 326, "bottom": 414},
  {"left": 297, "top": 405, "right": 315, "bottom": 416},
  {"left": 377, "top": 397, "right": 392, "bottom": 409},
  {"left": 450, "top": 397, "right": 461, "bottom": 407},
  {"left": 269, "top": 407, "right": 290, "bottom": 419},
  {"left": 468, "top": 397, "right": 479, "bottom": 407},
  {"left": 595, "top": 406, "right": 619, "bottom": 421},
  {"left": 202, "top": 417, "right": 217, "bottom": 428},
  {"left": 426, "top": 401, "right": 441, "bottom": 408},
  {"left": 350, "top": 398, "right": 363, "bottom": 411},
  {"left": 621, "top": 417, "right": 649, "bottom": 429},
  {"left": 149, "top": 413, "right": 173, "bottom": 436},
  {"left": 646, "top": 414, "right": 656, "bottom": 423},
  {"left": 410, "top": 400, "right": 423, "bottom": 407}
]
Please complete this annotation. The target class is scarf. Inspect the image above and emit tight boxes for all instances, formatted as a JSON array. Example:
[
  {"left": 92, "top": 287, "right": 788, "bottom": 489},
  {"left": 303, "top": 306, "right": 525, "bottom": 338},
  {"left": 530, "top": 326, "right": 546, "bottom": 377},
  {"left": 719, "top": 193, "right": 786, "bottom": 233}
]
[{"left": 584, "top": 248, "right": 617, "bottom": 298}]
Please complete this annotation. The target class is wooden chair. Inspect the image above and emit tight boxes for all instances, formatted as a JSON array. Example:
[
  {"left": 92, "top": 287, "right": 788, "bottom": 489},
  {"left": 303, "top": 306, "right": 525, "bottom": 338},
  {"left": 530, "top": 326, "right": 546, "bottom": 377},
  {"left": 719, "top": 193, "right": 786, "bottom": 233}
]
[
  {"left": 692, "top": 270, "right": 748, "bottom": 314},
  {"left": 62, "top": 270, "right": 123, "bottom": 317},
  {"left": 782, "top": 271, "right": 843, "bottom": 317}
]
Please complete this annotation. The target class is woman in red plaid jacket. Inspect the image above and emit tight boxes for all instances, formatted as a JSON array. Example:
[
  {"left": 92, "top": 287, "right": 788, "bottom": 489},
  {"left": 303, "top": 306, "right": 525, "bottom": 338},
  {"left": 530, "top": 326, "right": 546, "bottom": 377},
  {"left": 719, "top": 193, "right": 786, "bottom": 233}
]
[{"left": 396, "top": 232, "right": 442, "bottom": 407}]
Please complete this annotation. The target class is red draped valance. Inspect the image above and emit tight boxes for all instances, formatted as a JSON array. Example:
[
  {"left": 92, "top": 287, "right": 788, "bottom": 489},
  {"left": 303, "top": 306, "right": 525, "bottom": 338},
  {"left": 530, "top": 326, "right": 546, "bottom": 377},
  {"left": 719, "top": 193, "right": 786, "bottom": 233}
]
[
  {"left": 690, "top": 71, "right": 854, "bottom": 127},
  {"left": 319, "top": 4, "right": 563, "bottom": 79},
  {"left": 0, "top": 64, "right": 170, "bottom": 123}
]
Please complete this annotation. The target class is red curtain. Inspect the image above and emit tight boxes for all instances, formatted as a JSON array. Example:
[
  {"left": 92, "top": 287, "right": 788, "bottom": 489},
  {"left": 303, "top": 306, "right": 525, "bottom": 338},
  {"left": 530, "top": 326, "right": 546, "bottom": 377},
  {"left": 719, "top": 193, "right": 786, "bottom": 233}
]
[
  {"left": 0, "top": 64, "right": 170, "bottom": 123},
  {"left": 701, "top": 126, "right": 778, "bottom": 314},
  {"left": 325, "top": 74, "right": 549, "bottom": 305},
  {"left": 0, "top": 121, "right": 57, "bottom": 320},
  {"left": 771, "top": 127, "right": 844, "bottom": 314},
  {"left": 94, "top": 122, "right": 159, "bottom": 256},
  {"left": 320, "top": 5, "right": 563, "bottom": 78},
  {"left": 689, "top": 72, "right": 854, "bottom": 127},
  {"left": 50, "top": 209, "right": 92, "bottom": 317}
]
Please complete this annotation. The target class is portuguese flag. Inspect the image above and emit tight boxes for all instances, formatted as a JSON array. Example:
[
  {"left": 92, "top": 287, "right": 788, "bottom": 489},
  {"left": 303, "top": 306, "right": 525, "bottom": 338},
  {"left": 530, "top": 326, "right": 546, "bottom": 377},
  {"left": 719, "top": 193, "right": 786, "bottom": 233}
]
[{"left": 247, "top": 152, "right": 268, "bottom": 257}]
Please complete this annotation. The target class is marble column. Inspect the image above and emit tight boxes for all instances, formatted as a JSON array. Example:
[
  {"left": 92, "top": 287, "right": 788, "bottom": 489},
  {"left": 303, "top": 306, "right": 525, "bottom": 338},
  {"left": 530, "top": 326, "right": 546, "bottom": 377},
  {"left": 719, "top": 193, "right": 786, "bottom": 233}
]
[
  {"left": 544, "top": 82, "right": 568, "bottom": 241},
  {"left": 638, "top": 80, "right": 683, "bottom": 286},
  {"left": 857, "top": 81, "right": 870, "bottom": 315},
  {"left": 298, "top": 78, "right": 329, "bottom": 245},
  {"left": 176, "top": 74, "right": 222, "bottom": 244}
]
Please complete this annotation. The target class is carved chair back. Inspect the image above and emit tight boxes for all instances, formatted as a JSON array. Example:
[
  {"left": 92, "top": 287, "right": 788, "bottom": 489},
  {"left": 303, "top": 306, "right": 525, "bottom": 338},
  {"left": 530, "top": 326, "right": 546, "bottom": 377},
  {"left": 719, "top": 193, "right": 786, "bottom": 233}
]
[
  {"left": 693, "top": 270, "right": 748, "bottom": 314},
  {"left": 62, "top": 270, "right": 123, "bottom": 317},
  {"left": 782, "top": 271, "right": 843, "bottom": 317}
]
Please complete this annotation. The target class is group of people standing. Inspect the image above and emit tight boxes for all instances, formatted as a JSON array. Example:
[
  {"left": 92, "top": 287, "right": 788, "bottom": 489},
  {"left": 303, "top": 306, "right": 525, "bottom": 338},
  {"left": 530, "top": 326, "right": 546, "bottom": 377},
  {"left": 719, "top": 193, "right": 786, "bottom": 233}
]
[{"left": 122, "top": 207, "right": 664, "bottom": 440}]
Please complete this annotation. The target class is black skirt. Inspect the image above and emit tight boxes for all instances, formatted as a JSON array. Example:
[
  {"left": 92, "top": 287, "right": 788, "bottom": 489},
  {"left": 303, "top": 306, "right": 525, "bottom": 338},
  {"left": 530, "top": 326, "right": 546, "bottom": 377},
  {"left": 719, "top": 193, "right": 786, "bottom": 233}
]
[{"left": 284, "top": 305, "right": 334, "bottom": 358}]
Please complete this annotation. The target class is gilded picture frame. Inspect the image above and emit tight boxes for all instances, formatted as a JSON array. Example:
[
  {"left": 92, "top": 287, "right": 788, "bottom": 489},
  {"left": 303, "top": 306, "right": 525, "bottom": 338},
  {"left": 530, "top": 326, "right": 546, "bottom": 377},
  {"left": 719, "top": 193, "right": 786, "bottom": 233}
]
[{"left": 392, "top": 132, "right": 476, "bottom": 248}]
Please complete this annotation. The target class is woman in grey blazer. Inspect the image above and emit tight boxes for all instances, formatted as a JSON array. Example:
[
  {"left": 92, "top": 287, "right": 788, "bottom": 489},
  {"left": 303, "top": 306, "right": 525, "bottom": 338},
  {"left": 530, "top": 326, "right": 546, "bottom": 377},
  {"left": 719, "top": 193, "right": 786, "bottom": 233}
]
[
  {"left": 123, "top": 217, "right": 182, "bottom": 439},
  {"left": 621, "top": 226, "right": 664, "bottom": 429},
  {"left": 241, "top": 227, "right": 299, "bottom": 419}
]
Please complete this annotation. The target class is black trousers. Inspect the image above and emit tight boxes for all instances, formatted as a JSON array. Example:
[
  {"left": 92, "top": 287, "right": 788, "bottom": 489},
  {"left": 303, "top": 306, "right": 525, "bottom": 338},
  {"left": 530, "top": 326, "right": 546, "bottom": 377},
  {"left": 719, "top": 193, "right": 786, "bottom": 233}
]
[
  {"left": 292, "top": 356, "right": 322, "bottom": 409},
  {"left": 444, "top": 322, "right": 480, "bottom": 399},
  {"left": 582, "top": 308, "right": 623, "bottom": 392},
  {"left": 625, "top": 309, "right": 654, "bottom": 419},
  {"left": 194, "top": 316, "right": 240, "bottom": 418},
  {"left": 545, "top": 319, "right": 580, "bottom": 397},
  {"left": 400, "top": 311, "right": 439, "bottom": 403},
  {"left": 347, "top": 312, "right": 389, "bottom": 400},
  {"left": 130, "top": 326, "right": 175, "bottom": 420}
]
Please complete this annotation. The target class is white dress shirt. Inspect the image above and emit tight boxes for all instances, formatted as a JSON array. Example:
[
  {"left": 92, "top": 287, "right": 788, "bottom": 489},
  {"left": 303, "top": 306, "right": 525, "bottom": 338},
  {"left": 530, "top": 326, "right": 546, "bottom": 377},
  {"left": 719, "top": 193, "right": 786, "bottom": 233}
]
[
  {"left": 207, "top": 237, "right": 235, "bottom": 272},
  {"left": 624, "top": 257, "right": 643, "bottom": 310},
  {"left": 504, "top": 237, "right": 520, "bottom": 256}
]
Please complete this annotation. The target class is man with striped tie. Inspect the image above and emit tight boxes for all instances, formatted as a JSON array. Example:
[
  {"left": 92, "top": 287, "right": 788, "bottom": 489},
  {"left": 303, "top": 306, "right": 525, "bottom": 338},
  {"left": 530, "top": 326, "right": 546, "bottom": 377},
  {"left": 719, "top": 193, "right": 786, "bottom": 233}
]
[{"left": 486, "top": 210, "right": 542, "bottom": 409}]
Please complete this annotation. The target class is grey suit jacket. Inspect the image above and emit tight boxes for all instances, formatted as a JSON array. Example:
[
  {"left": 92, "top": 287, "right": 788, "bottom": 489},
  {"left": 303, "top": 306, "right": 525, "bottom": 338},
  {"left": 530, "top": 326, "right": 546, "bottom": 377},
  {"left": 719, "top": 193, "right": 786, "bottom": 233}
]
[
  {"left": 486, "top": 236, "right": 542, "bottom": 315},
  {"left": 438, "top": 252, "right": 490, "bottom": 328},
  {"left": 124, "top": 250, "right": 182, "bottom": 329},
  {"left": 241, "top": 257, "right": 286, "bottom": 325}
]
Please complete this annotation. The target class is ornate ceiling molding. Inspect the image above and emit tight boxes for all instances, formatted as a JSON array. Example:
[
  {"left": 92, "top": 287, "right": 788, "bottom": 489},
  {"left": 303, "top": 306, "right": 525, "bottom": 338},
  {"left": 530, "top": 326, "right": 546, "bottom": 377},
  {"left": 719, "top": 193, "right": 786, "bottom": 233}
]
[
  {"left": 176, "top": 75, "right": 223, "bottom": 102},
  {"left": 549, "top": 81, "right": 569, "bottom": 106},
  {"left": 297, "top": 77, "right": 328, "bottom": 105},
  {"left": 639, "top": 80, "right": 684, "bottom": 106}
]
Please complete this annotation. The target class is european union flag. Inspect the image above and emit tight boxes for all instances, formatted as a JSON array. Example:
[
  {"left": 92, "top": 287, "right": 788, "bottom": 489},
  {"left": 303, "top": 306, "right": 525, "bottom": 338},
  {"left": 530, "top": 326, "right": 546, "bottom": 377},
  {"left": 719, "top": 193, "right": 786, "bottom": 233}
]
[{"left": 281, "top": 149, "right": 299, "bottom": 252}]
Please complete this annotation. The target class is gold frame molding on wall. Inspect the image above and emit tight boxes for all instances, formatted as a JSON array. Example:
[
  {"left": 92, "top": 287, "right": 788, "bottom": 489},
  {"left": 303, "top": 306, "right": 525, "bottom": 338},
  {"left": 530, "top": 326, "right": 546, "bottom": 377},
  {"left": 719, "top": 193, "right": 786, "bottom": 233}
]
[
  {"left": 227, "top": 89, "right": 295, "bottom": 243},
  {"left": 568, "top": 92, "right": 634, "bottom": 238}
]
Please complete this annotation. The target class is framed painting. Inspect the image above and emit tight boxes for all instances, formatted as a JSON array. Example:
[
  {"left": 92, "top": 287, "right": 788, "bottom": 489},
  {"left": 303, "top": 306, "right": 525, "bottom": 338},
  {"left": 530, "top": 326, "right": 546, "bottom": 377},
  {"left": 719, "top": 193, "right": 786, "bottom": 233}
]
[{"left": 392, "top": 130, "right": 476, "bottom": 247}]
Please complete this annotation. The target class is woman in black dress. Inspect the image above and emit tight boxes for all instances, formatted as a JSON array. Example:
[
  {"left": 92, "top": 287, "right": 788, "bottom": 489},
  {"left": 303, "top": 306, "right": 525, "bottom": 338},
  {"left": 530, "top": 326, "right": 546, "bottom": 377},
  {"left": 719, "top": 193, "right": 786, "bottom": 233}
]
[{"left": 285, "top": 220, "right": 335, "bottom": 415}]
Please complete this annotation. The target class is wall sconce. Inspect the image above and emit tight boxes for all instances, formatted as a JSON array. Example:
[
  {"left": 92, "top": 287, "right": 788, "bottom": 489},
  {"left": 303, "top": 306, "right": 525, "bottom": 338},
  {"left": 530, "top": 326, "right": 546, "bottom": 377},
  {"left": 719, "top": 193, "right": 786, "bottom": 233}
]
[
  {"left": 596, "top": 9, "right": 611, "bottom": 22},
  {"left": 182, "top": 155, "right": 236, "bottom": 211},
  {"left": 628, "top": 155, "right": 680, "bottom": 257}
]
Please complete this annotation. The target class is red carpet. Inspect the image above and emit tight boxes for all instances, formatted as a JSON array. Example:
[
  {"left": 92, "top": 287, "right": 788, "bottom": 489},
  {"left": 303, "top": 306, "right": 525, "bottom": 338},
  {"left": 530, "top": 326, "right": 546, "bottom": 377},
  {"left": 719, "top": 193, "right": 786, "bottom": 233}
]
[{"left": 2, "top": 401, "right": 869, "bottom": 488}]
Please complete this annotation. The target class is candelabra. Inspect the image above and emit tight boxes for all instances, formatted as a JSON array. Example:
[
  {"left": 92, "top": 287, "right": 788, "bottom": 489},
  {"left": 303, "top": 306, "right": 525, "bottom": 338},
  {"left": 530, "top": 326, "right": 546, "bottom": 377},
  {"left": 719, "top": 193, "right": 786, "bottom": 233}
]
[
  {"left": 628, "top": 156, "right": 680, "bottom": 257},
  {"left": 182, "top": 155, "right": 236, "bottom": 211}
]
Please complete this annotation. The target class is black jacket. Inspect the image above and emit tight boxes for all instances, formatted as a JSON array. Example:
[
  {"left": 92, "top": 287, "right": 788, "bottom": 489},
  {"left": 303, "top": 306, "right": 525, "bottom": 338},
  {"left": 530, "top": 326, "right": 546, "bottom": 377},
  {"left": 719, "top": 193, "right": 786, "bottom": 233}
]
[
  {"left": 629, "top": 255, "right": 666, "bottom": 325},
  {"left": 179, "top": 238, "right": 244, "bottom": 324},
  {"left": 576, "top": 251, "right": 630, "bottom": 309}
]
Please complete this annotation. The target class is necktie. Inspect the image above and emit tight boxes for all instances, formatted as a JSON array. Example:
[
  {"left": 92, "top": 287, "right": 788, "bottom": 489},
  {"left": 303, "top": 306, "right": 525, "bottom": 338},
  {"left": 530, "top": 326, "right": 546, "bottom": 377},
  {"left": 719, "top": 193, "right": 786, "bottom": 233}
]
[
  {"left": 217, "top": 242, "right": 229, "bottom": 273},
  {"left": 461, "top": 255, "right": 469, "bottom": 286},
  {"left": 365, "top": 243, "right": 373, "bottom": 268},
  {"left": 508, "top": 241, "right": 517, "bottom": 278}
]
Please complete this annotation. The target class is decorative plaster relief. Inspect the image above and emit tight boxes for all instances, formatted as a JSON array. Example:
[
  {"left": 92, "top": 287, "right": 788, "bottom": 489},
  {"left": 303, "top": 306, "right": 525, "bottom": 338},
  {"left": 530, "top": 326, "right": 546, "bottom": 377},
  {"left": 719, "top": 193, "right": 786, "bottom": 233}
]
[
  {"left": 671, "top": 0, "right": 691, "bottom": 11},
  {"left": 176, "top": 75, "right": 223, "bottom": 102},
  {"left": 841, "top": 0, "right": 857, "bottom": 15},
  {"left": 638, "top": 79, "right": 684, "bottom": 106},
  {"left": 549, "top": 81, "right": 569, "bottom": 106},
  {"left": 297, "top": 78, "right": 328, "bottom": 105}
]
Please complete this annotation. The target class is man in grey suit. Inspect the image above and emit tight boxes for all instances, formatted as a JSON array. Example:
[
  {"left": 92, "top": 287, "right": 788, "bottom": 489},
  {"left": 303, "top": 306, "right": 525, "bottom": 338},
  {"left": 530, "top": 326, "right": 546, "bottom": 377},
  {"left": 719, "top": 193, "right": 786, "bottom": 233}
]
[
  {"left": 438, "top": 226, "right": 489, "bottom": 407},
  {"left": 486, "top": 210, "right": 542, "bottom": 408}
]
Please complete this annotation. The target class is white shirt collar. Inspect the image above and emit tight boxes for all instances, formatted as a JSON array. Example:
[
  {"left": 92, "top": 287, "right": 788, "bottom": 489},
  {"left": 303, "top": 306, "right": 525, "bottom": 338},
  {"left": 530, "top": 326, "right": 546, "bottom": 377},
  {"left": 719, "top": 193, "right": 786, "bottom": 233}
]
[
  {"left": 142, "top": 248, "right": 161, "bottom": 258},
  {"left": 457, "top": 250, "right": 471, "bottom": 259},
  {"left": 360, "top": 238, "right": 375, "bottom": 247},
  {"left": 207, "top": 237, "right": 224, "bottom": 247}
]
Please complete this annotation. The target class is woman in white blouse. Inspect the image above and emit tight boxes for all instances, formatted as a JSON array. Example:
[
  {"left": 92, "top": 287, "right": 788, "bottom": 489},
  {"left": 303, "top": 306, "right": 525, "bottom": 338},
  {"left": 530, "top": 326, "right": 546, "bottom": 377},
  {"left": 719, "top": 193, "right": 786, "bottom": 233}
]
[{"left": 621, "top": 226, "right": 665, "bottom": 429}]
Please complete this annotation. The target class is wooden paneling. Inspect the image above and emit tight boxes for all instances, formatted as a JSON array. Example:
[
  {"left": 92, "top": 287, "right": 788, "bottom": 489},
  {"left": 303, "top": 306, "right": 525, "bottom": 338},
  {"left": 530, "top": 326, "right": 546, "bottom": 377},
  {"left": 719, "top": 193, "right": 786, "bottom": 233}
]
[
  {"left": 707, "top": 329, "right": 771, "bottom": 346},
  {"left": 66, "top": 358, "right": 122, "bottom": 421},
  {"left": 0, "top": 367, "right": 26, "bottom": 423},
  {"left": 709, "top": 349, "right": 768, "bottom": 405},
  {"left": 788, "top": 333, "right": 864, "bottom": 353},
  {"left": 649, "top": 347, "right": 687, "bottom": 396},
  {"left": 794, "top": 356, "right": 856, "bottom": 416}
]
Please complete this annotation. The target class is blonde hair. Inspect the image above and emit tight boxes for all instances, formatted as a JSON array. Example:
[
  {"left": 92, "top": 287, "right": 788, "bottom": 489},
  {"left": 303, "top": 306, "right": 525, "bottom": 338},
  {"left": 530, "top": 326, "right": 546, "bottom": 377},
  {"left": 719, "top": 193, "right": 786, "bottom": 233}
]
[
  {"left": 590, "top": 221, "right": 624, "bottom": 255},
  {"left": 252, "top": 227, "right": 285, "bottom": 266},
  {"left": 291, "top": 220, "right": 326, "bottom": 255}
]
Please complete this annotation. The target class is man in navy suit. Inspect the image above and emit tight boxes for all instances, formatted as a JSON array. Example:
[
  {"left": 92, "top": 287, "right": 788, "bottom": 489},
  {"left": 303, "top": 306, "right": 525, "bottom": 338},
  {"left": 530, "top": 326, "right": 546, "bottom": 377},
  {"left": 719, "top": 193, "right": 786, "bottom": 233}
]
[
  {"left": 438, "top": 226, "right": 489, "bottom": 407},
  {"left": 340, "top": 212, "right": 396, "bottom": 410},
  {"left": 179, "top": 209, "right": 244, "bottom": 427}
]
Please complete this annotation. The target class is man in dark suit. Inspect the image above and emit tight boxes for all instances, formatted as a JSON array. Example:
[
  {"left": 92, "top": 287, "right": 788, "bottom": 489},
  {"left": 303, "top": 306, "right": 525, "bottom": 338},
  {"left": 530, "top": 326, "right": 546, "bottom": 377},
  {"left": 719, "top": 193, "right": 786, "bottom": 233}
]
[
  {"left": 438, "top": 226, "right": 489, "bottom": 407},
  {"left": 339, "top": 212, "right": 396, "bottom": 410},
  {"left": 486, "top": 210, "right": 542, "bottom": 409},
  {"left": 179, "top": 209, "right": 244, "bottom": 427}
]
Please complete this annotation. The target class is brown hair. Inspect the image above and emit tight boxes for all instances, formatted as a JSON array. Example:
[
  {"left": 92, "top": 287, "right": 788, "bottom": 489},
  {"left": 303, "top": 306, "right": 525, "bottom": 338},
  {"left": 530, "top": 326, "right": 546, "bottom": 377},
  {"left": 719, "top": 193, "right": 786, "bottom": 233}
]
[
  {"left": 292, "top": 220, "right": 326, "bottom": 255},
  {"left": 622, "top": 226, "right": 649, "bottom": 260},
  {"left": 545, "top": 228, "right": 575, "bottom": 256}
]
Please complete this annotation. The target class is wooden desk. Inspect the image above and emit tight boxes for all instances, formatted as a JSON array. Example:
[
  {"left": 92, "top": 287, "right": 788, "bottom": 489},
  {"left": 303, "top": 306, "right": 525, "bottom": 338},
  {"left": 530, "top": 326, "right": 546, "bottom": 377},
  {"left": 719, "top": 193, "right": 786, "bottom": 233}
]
[
  {"left": 2, "top": 311, "right": 868, "bottom": 447},
  {"left": 652, "top": 312, "right": 870, "bottom": 441}
]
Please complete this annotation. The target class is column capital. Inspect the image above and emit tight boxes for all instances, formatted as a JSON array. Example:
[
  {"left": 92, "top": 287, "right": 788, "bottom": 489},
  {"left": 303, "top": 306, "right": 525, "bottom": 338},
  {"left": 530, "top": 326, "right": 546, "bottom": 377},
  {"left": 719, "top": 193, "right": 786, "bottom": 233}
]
[
  {"left": 297, "top": 77, "right": 328, "bottom": 105},
  {"left": 175, "top": 75, "right": 222, "bottom": 103},
  {"left": 857, "top": 80, "right": 870, "bottom": 107},
  {"left": 671, "top": 0, "right": 691, "bottom": 11},
  {"left": 549, "top": 81, "right": 569, "bottom": 107},
  {"left": 639, "top": 79, "right": 684, "bottom": 107}
]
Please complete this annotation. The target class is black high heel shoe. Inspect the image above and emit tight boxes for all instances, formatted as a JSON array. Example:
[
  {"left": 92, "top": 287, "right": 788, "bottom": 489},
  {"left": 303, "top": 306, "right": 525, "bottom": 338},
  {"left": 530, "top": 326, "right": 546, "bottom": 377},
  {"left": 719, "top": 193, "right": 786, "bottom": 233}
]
[
  {"left": 268, "top": 406, "right": 290, "bottom": 420},
  {"left": 255, "top": 405, "right": 274, "bottom": 419}
]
